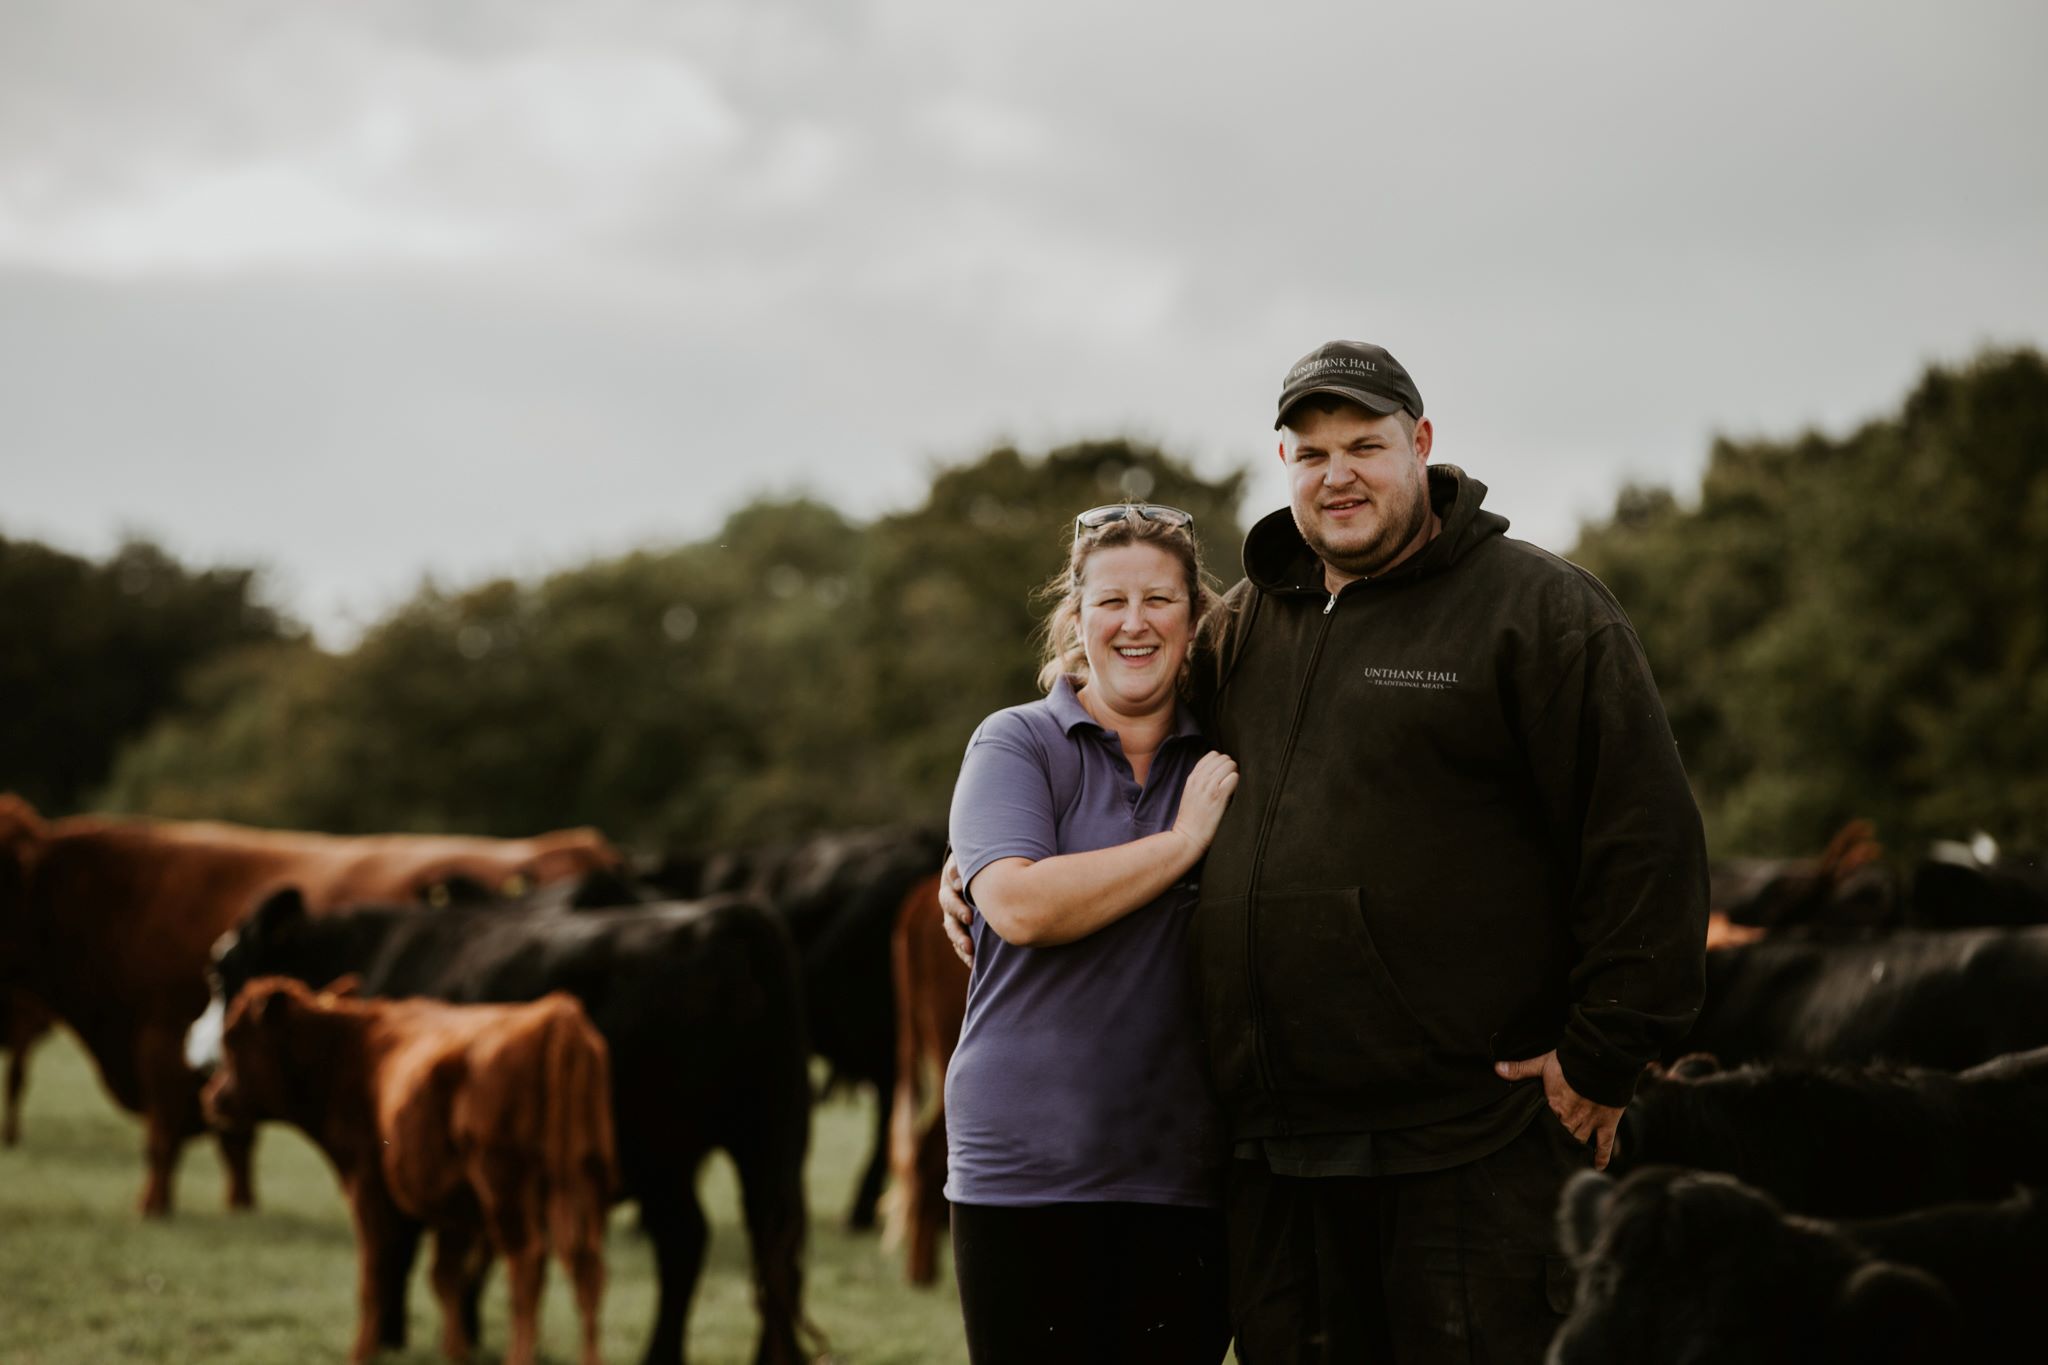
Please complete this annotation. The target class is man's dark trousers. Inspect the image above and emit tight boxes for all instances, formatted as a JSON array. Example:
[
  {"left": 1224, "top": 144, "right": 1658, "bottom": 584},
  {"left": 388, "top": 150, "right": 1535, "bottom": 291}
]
[{"left": 1227, "top": 1116, "right": 1590, "bottom": 1364}]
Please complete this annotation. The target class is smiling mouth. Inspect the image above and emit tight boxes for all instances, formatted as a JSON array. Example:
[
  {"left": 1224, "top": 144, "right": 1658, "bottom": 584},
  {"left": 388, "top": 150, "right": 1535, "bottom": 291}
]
[
  {"left": 1323, "top": 498, "right": 1369, "bottom": 513},
  {"left": 1115, "top": 645, "right": 1159, "bottom": 659}
]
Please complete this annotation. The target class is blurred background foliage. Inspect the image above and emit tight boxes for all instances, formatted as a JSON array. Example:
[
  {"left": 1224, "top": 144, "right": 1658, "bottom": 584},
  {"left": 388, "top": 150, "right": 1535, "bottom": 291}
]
[
  {"left": 1571, "top": 347, "right": 2048, "bottom": 854},
  {"left": 72, "top": 439, "right": 1247, "bottom": 849},
  {"left": 9, "top": 351, "right": 2044, "bottom": 858}
]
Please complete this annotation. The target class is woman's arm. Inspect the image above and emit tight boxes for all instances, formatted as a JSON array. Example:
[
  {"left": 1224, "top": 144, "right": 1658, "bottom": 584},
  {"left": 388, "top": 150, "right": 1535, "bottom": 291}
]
[{"left": 971, "top": 750, "right": 1237, "bottom": 947}]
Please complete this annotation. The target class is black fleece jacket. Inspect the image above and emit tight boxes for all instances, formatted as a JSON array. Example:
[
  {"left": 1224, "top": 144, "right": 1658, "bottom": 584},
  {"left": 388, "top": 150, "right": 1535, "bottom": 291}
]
[{"left": 1189, "top": 465, "right": 1708, "bottom": 1140}]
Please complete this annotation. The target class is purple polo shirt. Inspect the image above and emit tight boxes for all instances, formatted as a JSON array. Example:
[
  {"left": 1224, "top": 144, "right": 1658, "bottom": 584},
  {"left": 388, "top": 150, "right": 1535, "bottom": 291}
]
[{"left": 945, "top": 675, "right": 1223, "bottom": 1208}]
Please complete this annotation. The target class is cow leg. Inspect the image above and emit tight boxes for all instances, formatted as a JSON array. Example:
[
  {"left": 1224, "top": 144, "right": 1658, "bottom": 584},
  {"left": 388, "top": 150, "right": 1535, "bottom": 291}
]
[
  {"left": 3, "top": 1042, "right": 26, "bottom": 1147},
  {"left": 139, "top": 1110, "right": 180, "bottom": 1218},
  {"left": 477, "top": 1155, "right": 548, "bottom": 1365},
  {"left": 430, "top": 1220, "right": 489, "bottom": 1363},
  {"left": 349, "top": 1184, "right": 422, "bottom": 1358},
  {"left": 135, "top": 1025, "right": 202, "bottom": 1217},
  {"left": 214, "top": 1124, "right": 258, "bottom": 1211},
  {"left": 731, "top": 1129, "right": 810, "bottom": 1365},
  {"left": 501, "top": 1241, "right": 546, "bottom": 1365},
  {"left": 553, "top": 1181, "right": 608, "bottom": 1365},
  {"left": 486, "top": 1201, "right": 546, "bottom": 1365},
  {"left": 566, "top": 1233, "right": 606, "bottom": 1365},
  {"left": 637, "top": 1186, "right": 709, "bottom": 1365},
  {"left": 848, "top": 1080, "right": 891, "bottom": 1231},
  {"left": 376, "top": 1218, "right": 424, "bottom": 1351},
  {"left": 460, "top": 1259, "right": 491, "bottom": 1350}
]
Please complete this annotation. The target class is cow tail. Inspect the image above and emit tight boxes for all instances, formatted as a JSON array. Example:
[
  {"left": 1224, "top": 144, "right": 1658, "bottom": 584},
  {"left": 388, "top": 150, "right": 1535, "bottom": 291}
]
[{"left": 543, "top": 998, "right": 616, "bottom": 1260}]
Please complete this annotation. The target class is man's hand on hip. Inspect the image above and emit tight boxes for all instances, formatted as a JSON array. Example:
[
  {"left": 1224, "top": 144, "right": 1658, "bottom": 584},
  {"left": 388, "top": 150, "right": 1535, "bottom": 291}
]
[
  {"left": 939, "top": 852, "right": 974, "bottom": 968},
  {"left": 1495, "top": 1050, "right": 1623, "bottom": 1171}
]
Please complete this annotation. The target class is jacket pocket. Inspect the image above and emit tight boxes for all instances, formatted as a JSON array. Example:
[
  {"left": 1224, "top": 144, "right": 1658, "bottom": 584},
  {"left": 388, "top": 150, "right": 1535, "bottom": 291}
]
[
  {"left": 1254, "top": 887, "right": 1433, "bottom": 1092},
  {"left": 1190, "top": 894, "right": 1258, "bottom": 1096}
]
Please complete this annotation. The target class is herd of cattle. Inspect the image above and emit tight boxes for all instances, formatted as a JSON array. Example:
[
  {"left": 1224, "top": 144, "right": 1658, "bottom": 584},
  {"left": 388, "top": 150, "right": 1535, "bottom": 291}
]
[
  {"left": 3, "top": 794, "right": 2046, "bottom": 1363},
  {"left": 1562, "top": 821, "right": 2048, "bottom": 1362},
  {"left": 0, "top": 793, "right": 951, "bottom": 1365}
]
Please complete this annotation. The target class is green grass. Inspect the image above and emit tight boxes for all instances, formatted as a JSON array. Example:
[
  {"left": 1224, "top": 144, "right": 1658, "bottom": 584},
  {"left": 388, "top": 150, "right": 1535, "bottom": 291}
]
[{"left": 0, "top": 1030, "right": 967, "bottom": 1364}]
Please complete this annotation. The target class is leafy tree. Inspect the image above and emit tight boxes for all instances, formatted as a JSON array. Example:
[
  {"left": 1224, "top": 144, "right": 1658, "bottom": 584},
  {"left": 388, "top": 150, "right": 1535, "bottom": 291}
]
[
  {"left": 0, "top": 535, "right": 291, "bottom": 815},
  {"left": 97, "top": 640, "right": 343, "bottom": 825},
  {"left": 1572, "top": 349, "right": 2048, "bottom": 854},
  {"left": 107, "top": 500, "right": 869, "bottom": 844}
]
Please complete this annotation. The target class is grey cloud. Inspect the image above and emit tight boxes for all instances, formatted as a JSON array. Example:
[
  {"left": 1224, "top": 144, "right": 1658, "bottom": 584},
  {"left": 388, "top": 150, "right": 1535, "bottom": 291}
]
[{"left": 0, "top": 0, "right": 2042, "bottom": 641}]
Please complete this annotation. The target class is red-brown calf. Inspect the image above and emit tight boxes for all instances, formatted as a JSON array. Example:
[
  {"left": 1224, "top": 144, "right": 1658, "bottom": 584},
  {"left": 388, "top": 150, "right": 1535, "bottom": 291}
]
[{"left": 204, "top": 977, "right": 616, "bottom": 1365}]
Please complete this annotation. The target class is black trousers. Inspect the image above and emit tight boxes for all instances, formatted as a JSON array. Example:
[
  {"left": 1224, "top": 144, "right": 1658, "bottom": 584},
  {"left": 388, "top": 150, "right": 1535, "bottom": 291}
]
[
  {"left": 1227, "top": 1115, "right": 1589, "bottom": 1365},
  {"left": 952, "top": 1200, "right": 1232, "bottom": 1365}
]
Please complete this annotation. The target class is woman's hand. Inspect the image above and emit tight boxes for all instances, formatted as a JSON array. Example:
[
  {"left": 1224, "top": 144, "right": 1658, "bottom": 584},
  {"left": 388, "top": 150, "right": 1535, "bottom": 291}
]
[
  {"left": 1171, "top": 750, "right": 1240, "bottom": 854},
  {"left": 939, "top": 852, "right": 975, "bottom": 968}
]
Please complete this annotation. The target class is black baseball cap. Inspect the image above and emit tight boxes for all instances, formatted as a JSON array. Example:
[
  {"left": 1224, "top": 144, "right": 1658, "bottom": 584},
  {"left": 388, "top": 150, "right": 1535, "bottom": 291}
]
[{"left": 1274, "top": 340, "right": 1424, "bottom": 430}]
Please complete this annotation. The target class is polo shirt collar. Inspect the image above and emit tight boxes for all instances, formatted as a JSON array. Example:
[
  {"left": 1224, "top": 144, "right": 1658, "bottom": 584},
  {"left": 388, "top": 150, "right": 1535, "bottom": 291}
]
[{"left": 1048, "top": 674, "right": 1203, "bottom": 742}]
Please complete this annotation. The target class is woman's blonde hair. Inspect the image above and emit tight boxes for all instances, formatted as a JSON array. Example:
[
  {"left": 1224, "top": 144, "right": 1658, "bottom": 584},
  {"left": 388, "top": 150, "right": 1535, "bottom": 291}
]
[{"left": 1034, "top": 510, "right": 1221, "bottom": 693}]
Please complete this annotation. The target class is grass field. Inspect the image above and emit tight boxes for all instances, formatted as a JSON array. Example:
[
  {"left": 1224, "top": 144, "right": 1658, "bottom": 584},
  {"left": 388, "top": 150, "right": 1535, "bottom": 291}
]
[{"left": 0, "top": 1028, "right": 968, "bottom": 1364}]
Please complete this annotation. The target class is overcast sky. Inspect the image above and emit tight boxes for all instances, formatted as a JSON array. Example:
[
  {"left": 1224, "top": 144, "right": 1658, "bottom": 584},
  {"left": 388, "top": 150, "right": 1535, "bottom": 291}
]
[{"left": 3, "top": 0, "right": 2042, "bottom": 643}]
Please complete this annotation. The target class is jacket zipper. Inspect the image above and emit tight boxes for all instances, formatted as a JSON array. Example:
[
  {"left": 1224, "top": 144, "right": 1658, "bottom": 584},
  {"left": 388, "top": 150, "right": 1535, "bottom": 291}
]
[{"left": 1242, "top": 586, "right": 1346, "bottom": 1100}]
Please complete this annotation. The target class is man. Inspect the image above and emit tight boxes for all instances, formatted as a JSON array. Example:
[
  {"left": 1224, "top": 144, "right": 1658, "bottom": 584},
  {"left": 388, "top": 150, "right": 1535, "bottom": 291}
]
[{"left": 944, "top": 339, "right": 1708, "bottom": 1362}]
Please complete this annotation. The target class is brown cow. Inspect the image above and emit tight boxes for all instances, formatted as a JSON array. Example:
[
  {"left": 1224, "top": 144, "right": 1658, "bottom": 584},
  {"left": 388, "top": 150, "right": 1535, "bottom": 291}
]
[
  {"left": 204, "top": 977, "right": 615, "bottom": 1365},
  {"left": 0, "top": 791, "right": 618, "bottom": 1215},
  {"left": 883, "top": 872, "right": 970, "bottom": 1285}
]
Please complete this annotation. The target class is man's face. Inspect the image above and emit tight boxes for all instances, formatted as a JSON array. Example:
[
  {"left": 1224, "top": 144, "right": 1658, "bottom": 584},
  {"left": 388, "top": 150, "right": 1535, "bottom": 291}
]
[{"left": 1280, "top": 403, "right": 1434, "bottom": 587}]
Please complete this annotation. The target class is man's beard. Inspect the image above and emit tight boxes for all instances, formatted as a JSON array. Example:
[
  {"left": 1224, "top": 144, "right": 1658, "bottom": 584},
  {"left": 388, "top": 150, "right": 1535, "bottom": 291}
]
[{"left": 1299, "top": 468, "right": 1433, "bottom": 580}]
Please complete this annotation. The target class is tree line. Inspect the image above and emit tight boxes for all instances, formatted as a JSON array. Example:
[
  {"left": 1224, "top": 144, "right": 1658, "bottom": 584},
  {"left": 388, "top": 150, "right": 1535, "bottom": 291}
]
[
  {"left": 7, "top": 348, "right": 2043, "bottom": 858},
  {"left": 54, "top": 440, "right": 1246, "bottom": 849},
  {"left": 1571, "top": 347, "right": 2048, "bottom": 855}
]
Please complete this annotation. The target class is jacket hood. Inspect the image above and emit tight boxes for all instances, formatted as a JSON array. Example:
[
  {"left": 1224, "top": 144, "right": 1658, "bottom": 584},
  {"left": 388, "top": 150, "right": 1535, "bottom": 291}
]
[{"left": 1242, "top": 464, "right": 1508, "bottom": 595}]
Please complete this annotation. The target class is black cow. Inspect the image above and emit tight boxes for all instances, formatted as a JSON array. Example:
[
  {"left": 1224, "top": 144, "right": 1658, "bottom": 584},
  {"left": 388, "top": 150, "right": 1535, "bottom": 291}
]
[
  {"left": 1711, "top": 820, "right": 1899, "bottom": 932},
  {"left": 1688, "top": 926, "right": 2048, "bottom": 1069},
  {"left": 660, "top": 825, "right": 946, "bottom": 1231},
  {"left": 1552, "top": 1166, "right": 2048, "bottom": 1365},
  {"left": 189, "top": 888, "right": 813, "bottom": 1365},
  {"left": 1616, "top": 1048, "right": 2048, "bottom": 1218}
]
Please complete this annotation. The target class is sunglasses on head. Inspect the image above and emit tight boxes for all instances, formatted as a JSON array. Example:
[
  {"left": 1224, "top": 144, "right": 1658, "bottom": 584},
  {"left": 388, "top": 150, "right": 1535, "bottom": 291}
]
[{"left": 1073, "top": 503, "right": 1196, "bottom": 536}]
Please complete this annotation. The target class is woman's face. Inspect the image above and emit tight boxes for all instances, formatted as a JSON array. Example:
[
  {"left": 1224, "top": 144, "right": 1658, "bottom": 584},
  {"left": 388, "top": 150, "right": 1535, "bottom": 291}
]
[{"left": 1076, "top": 542, "right": 1194, "bottom": 720}]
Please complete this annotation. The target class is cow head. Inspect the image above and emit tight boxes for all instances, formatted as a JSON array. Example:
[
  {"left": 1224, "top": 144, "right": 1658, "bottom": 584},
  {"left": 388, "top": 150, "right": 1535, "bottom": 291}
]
[
  {"left": 220, "top": 886, "right": 312, "bottom": 991},
  {"left": 201, "top": 976, "right": 332, "bottom": 1131},
  {"left": 186, "top": 886, "right": 314, "bottom": 1073},
  {"left": 1550, "top": 1167, "right": 1955, "bottom": 1365}
]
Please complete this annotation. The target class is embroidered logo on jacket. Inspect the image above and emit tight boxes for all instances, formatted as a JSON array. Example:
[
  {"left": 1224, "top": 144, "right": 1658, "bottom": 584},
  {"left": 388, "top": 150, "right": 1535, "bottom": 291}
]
[{"left": 1362, "top": 666, "right": 1460, "bottom": 691}]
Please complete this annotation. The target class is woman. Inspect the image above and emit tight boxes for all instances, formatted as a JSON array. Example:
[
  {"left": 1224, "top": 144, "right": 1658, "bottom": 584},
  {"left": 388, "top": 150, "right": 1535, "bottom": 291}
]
[{"left": 945, "top": 502, "right": 1238, "bottom": 1364}]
